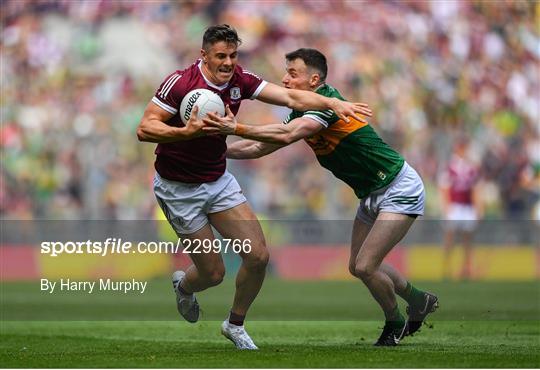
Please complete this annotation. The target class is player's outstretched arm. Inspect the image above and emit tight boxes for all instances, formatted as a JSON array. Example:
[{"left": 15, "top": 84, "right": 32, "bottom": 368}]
[
  {"left": 227, "top": 140, "right": 284, "bottom": 159},
  {"left": 137, "top": 103, "right": 205, "bottom": 143},
  {"left": 255, "top": 82, "right": 372, "bottom": 123},
  {"left": 203, "top": 105, "right": 322, "bottom": 145}
]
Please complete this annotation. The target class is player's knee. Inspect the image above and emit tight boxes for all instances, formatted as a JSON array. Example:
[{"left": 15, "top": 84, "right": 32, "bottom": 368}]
[
  {"left": 208, "top": 270, "right": 225, "bottom": 286},
  {"left": 202, "top": 267, "right": 225, "bottom": 287},
  {"left": 243, "top": 248, "right": 269, "bottom": 272},
  {"left": 348, "top": 263, "right": 358, "bottom": 278},
  {"left": 354, "top": 262, "right": 376, "bottom": 281}
]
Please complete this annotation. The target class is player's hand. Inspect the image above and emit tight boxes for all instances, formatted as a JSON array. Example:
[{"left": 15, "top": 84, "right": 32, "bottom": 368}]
[
  {"left": 202, "top": 105, "right": 237, "bottom": 135},
  {"left": 330, "top": 98, "right": 372, "bottom": 123},
  {"left": 184, "top": 106, "right": 207, "bottom": 138}
]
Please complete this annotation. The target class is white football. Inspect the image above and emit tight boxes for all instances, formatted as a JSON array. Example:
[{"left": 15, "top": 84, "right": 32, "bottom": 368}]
[{"left": 179, "top": 88, "right": 225, "bottom": 125}]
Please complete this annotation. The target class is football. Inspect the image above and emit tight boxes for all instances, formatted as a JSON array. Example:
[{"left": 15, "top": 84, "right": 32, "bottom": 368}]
[{"left": 179, "top": 88, "right": 225, "bottom": 125}]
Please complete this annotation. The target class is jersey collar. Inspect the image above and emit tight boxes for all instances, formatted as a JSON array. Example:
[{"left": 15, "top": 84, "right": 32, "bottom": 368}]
[
  {"left": 198, "top": 60, "right": 230, "bottom": 91},
  {"left": 314, "top": 83, "right": 327, "bottom": 93}
]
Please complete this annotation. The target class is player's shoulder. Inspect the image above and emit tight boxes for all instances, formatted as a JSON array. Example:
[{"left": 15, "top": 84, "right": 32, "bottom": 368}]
[
  {"left": 234, "top": 64, "right": 263, "bottom": 81},
  {"left": 161, "top": 60, "right": 199, "bottom": 82},
  {"left": 158, "top": 61, "right": 202, "bottom": 92},
  {"left": 317, "top": 83, "right": 345, "bottom": 100},
  {"left": 154, "top": 60, "right": 203, "bottom": 108}
]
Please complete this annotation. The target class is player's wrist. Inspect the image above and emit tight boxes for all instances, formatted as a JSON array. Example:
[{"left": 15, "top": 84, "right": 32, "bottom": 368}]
[
  {"left": 174, "top": 126, "right": 188, "bottom": 138},
  {"left": 176, "top": 126, "right": 197, "bottom": 140},
  {"left": 328, "top": 97, "right": 339, "bottom": 111},
  {"left": 234, "top": 123, "right": 247, "bottom": 136}
]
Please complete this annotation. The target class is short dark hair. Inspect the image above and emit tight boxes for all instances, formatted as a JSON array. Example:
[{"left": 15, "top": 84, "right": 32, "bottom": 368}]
[
  {"left": 202, "top": 24, "right": 242, "bottom": 50},
  {"left": 285, "top": 48, "right": 328, "bottom": 82}
]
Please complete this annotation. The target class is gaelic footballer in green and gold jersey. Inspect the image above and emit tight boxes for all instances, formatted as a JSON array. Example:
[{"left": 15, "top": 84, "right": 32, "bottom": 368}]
[
  {"left": 282, "top": 83, "right": 404, "bottom": 199},
  {"left": 202, "top": 48, "right": 436, "bottom": 347}
]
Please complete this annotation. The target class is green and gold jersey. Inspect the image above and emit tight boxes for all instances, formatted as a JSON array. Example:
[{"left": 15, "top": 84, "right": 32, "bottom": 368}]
[{"left": 283, "top": 84, "right": 404, "bottom": 199}]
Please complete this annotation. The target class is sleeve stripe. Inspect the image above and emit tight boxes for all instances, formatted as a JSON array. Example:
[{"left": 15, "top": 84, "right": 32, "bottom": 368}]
[
  {"left": 151, "top": 96, "right": 177, "bottom": 114},
  {"left": 305, "top": 110, "right": 333, "bottom": 117},
  {"left": 303, "top": 114, "right": 329, "bottom": 128},
  {"left": 159, "top": 73, "right": 179, "bottom": 97},
  {"left": 160, "top": 74, "right": 182, "bottom": 99},
  {"left": 250, "top": 80, "right": 268, "bottom": 99},
  {"left": 158, "top": 74, "right": 177, "bottom": 97},
  {"left": 243, "top": 69, "right": 262, "bottom": 79}
]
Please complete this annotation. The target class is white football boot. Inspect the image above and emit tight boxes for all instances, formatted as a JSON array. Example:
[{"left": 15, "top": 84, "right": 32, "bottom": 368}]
[
  {"left": 172, "top": 270, "right": 199, "bottom": 323},
  {"left": 221, "top": 320, "right": 258, "bottom": 350}
]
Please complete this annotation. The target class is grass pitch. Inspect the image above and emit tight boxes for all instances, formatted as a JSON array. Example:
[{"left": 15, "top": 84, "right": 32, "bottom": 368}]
[{"left": 1, "top": 278, "right": 539, "bottom": 368}]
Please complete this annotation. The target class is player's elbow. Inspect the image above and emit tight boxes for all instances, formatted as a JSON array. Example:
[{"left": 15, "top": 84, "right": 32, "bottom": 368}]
[
  {"left": 283, "top": 90, "right": 303, "bottom": 111},
  {"left": 286, "top": 99, "right": 300, "bottom": 111},
  {"left": 136, "top": 121, "right": 151, "bottom": 142},
  {"left": 282, "top": 136, "right": 295, "bottom": 145},
  {"left": 136, "top": 126, "right": 145, "bottom": 141},
  {"left": 274, "top": 134, "right": 295, "bottom": 145}
]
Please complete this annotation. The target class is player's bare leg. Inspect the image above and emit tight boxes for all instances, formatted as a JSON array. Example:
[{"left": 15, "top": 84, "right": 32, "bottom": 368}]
[
  {"left": 351, "top": 213, "right": 439, "bottom": 340},
  {"left": 209, "top": 202, "right": 268, "bottom": 349},
  {"left": 353, "top": 212, "right": 415, "bottom": 313},
  {"left": 179, "top": 224, "right": 226, "bottom": 293},
  {"left": 375, "top": 261, "right": 438, "bottom": 337},
  {"left": 379, "top": 263, "right": 408, "bottom": 294},
  {"left": 209, "top": 202, "right": 268, "bottom": 316},
  {"left": 172, "top": 224, "right": 225, "bottom": 323},
  {"left": 349, "top": 221, "right": 407, "bottom": 296},
  {"left": 349, "top": 218, "right": 424, "bottom": 305},
  {"left": 350, "top": 213, "right": 414, "bottom": 345}
]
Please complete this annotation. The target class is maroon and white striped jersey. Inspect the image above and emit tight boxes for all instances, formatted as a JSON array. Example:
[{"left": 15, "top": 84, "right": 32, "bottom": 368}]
[
  {"left": 440, "top": 155, "right": 480, "bottom": 205},
  {"left": 151, "top": 60, "right": 267, "bottom": 183}
]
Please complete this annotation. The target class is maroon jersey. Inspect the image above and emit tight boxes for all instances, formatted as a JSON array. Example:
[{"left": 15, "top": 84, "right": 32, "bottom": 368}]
[
  {"left": 440, "top": 155, "right": 479, "bottom": 205},
  {"left": 151, "top": 60, "right": 267, "bottom": 183}
]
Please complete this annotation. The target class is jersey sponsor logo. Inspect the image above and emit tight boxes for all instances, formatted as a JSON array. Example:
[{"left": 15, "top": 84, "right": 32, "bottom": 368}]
[
  {"left": 230, "top": 87, "right": 241, "bottom": 100},
  {"left": 183, "top": 91, "right": 202, "bottom": 122}
]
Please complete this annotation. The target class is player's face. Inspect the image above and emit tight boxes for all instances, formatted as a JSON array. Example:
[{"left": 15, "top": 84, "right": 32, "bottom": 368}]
[
  {"left": 282, "top": 59, "right": 318, "bottom": 91},
  {"left": 201, "top": 41, "right": 238, "bottom": 85}
]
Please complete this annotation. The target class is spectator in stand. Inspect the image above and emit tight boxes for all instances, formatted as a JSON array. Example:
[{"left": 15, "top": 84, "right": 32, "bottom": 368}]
[{"left": 439, "top": 137, "right": 483, "bottom": 280}]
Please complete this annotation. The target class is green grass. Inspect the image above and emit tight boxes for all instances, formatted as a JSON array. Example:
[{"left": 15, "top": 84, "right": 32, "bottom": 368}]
[
  {"left": 1, "top": 278, "right": 539, "bottom": 367},
  {"left": 2, "top": 279, "right": 538, "bottom": 321},
  {"left": 1, "top": 321, "right": 539, "bottom": 368}
]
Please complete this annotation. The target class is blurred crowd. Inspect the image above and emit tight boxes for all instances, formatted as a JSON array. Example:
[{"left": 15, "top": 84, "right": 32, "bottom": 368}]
[{"left": 1, "top": 0, "right": 539, "bottom": 221}]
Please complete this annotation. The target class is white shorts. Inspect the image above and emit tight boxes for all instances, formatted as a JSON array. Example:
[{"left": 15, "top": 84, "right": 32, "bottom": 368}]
[
  {"left": 356, "top": 162, "right": 425, "bottom": 225},
  {"left": 153, "top": 171, "right": 247, "bottom": 235},
  {"left": 444, "top": 203, "right": 478, "bottom": 232}
]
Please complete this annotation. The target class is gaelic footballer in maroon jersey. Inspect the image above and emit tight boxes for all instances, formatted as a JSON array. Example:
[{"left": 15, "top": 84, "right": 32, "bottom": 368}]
[
  {"left": 439, "top": 139, "right": 481, "bottom": 214},
  {"left": 444, "top": 157, "right": 480, "bottom": 206},
  {"left": 136, "top": 24, "right": 373, "bottom": 350},
  {"left": 152, "top": 60, "right": 267, "bottom": 183},
  {"left": 439, "top": 137, "right": 482, "bottom": 280}
]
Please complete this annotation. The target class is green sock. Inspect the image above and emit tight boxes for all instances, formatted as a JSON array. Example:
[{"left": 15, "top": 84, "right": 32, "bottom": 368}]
[
  {"left": 384, "top": 305, "right": 405, "bottom": 323},
  {"left": 403, "top": 282, "right": 426, "bottom": 307}
]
